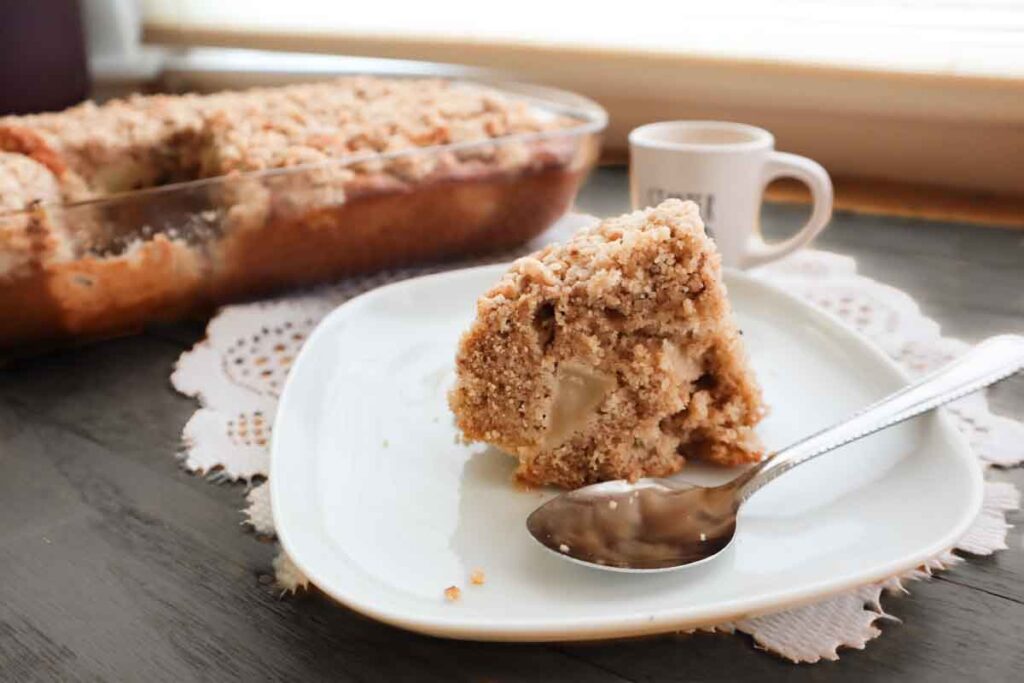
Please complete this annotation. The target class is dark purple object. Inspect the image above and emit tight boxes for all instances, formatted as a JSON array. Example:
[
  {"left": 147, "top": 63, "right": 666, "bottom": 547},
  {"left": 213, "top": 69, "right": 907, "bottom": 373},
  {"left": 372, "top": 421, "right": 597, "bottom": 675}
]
[{"left": 0, "top": 0, "right": 89, "bottom": 115}]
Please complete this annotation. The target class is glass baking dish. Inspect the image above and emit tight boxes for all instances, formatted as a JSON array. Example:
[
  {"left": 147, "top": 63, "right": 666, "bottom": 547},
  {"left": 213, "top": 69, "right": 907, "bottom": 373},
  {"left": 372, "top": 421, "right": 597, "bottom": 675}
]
[{"left": 0, "top": 62, "right": 605, "bottom": 354}]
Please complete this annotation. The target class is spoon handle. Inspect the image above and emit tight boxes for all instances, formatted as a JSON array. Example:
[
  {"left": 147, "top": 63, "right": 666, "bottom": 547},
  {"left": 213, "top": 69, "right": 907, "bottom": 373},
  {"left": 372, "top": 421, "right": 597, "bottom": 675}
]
[{"left": 739, "top": 334, "right": 1024, "bottom": 501}]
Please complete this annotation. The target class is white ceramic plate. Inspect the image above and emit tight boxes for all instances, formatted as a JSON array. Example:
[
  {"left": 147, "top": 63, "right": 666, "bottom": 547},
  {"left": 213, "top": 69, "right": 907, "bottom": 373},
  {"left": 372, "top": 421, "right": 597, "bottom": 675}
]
[{"left": 271, "top": 265, "right": 982, "bottom": 642}]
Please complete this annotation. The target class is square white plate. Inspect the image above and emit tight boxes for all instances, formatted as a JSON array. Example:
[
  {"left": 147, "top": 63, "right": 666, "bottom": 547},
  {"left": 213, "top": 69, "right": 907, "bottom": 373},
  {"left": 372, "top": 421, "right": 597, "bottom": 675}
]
[{"left": 271, "top": 265, "right": 982, "bottom": 641}]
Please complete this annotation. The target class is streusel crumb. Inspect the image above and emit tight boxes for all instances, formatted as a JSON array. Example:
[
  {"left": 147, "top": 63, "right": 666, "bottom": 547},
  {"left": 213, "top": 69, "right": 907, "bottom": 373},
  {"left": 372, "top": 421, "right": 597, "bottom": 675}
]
[
  {"left": 0, "top": 77, "right": 575, "bottom": 213},
  {"left": 448, "top": 199, "right": 764, "bottom": 488}
]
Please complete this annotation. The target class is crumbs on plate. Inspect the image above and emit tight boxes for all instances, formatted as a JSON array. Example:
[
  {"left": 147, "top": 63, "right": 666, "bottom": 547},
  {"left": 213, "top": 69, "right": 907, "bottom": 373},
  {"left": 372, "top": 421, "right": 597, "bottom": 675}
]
[{"left": 445, "top": 569, "right": 486, "bottom": 602}]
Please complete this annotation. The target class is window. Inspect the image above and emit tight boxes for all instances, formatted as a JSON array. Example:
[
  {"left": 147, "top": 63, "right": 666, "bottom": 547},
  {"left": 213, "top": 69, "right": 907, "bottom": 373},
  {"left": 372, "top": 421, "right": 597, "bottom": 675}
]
[{"left": 140, "top": 1, "right": 1024, "bottom": 205}]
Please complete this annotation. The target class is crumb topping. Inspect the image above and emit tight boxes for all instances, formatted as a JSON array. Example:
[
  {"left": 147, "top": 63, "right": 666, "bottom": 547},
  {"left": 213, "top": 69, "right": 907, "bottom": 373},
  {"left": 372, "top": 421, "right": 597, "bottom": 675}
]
[
  {"left": 0, "top": 152, "right": 61, "bottom": 213},
  {"left": 0, "top": 77, "right": 576, "bottom": 212}
]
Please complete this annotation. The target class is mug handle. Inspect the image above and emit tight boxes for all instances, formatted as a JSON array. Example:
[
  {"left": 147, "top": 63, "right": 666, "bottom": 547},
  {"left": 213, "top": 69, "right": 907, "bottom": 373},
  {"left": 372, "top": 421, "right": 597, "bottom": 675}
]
[{"left": 742, "top": 152, "right": 833, "bottom": 268}]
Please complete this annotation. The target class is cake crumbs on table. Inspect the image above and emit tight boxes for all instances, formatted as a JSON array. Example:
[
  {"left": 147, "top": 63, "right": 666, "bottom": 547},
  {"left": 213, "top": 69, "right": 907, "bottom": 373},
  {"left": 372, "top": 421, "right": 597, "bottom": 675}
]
[
  {"left": 558, "top": 543, "right": 570, "bottom": 553},
  {"left": 470, "top": 569, "right": 486, "bottom": 586},
  {"left": 444, "top": 585, "right": 461, "bottom": 602}
]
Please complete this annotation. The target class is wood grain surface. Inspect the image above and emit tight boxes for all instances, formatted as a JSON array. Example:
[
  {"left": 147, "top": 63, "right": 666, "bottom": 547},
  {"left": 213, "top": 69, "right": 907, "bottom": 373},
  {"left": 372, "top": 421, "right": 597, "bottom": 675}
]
[{"left": 1, "top": 167, "right": 1021, "bottom": 681}]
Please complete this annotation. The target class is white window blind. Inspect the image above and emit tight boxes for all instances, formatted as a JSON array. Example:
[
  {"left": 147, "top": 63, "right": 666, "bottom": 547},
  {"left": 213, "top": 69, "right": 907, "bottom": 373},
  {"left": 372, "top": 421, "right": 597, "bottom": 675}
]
[{"left": 142, "top": 0, "right": 1024, "bottom": 78}]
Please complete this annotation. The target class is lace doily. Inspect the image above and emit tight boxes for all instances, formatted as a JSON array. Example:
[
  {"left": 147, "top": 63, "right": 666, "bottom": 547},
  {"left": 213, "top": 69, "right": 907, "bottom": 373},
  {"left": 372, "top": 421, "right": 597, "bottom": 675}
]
[{"left": 172, "top": 213, "right": 1023, "bottom": 663}]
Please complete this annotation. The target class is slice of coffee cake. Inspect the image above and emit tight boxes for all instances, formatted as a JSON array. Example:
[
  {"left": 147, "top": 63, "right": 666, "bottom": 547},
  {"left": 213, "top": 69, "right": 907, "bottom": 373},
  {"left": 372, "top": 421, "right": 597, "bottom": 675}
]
[{"left": 449, "top": 199, "right": 764, "bottom": 488}]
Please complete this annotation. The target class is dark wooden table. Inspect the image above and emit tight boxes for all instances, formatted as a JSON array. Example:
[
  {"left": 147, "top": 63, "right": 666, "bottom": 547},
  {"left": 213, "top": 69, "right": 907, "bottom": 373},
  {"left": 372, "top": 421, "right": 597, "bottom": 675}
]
[{"left": 2, "top": 167, "right": 1022, "bottom": 682}]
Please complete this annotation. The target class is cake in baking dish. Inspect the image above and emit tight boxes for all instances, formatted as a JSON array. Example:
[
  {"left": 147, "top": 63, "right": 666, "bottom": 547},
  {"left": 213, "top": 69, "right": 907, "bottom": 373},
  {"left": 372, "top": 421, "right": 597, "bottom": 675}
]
[
  {"left": 0, "top": 77, "right": 591, "bottom": 350},
  {"left": 449, "top": 199, "right": 764, "bottom": 488}
]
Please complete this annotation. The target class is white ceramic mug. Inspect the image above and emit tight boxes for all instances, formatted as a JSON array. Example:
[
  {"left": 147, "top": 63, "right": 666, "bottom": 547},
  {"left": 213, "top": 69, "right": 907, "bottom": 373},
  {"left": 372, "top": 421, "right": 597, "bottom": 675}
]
[{"left": 629, "top": 121, "right": 833, "bottom": 269}]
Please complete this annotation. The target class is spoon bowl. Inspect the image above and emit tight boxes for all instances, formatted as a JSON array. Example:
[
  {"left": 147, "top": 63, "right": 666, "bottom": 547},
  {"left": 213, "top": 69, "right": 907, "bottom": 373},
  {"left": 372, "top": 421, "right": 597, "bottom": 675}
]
[{"left": 527, "top": 478, "right": 741, "bottom": 572}]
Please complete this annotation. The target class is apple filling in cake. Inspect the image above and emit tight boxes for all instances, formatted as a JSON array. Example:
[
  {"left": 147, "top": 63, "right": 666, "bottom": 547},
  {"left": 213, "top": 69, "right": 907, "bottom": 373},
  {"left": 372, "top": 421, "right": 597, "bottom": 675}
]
[{"left": 449, "top": 199, "right": 764, "bottom": 488}]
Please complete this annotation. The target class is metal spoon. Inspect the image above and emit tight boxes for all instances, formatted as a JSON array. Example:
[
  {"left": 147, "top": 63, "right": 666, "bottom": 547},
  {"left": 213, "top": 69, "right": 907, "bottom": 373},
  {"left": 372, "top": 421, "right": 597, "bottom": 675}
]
[{"left": 527, "top": 334, "right": 1024, "bottom": 572}]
